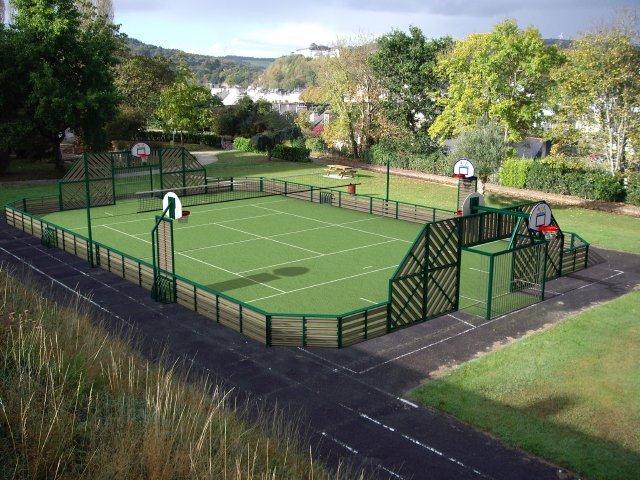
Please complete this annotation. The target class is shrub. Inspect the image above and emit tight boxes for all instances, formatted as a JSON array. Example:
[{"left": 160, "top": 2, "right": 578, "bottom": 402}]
[
  {"left": 626, "top": 173, "right": 640, "bottom": 206},
  {"left": 499, "top": 157, "right": 533, "bottom": 188},
  {"left": 233, "top": 136, "right": 255, "bottom": 152},
  {"left": 524, "top": 156, "right": 625, "bottom": 202},
  {"left": 271, "top": 144, "right": 310, "bottom": 162},
  {"left": 305, "top": 136, "right": 326, "bottom": 153},
  {"left": 363, "top": 139, "right": 450, "bottom": 175}
]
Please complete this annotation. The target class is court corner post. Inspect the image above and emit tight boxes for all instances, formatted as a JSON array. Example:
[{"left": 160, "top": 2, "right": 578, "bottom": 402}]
[
  {"left": 83, "top": 152, "right": 94, "bottom": 267},
  {"left": 385, "top": 158, "right": 390, "bottom": 201},
  {"left": 485, "top": 254, "right": 495, "bottom": 320}
]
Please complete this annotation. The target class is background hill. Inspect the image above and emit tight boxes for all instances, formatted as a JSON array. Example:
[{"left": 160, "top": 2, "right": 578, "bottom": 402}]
[{"left": 124, "top": 36, "right": 275, "bottom": 86}]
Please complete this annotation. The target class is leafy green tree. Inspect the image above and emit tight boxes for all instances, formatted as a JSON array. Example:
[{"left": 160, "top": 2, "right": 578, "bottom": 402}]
[
  {"left": 0, "top": 23, "right": 28, "bottom": 173},
  {"left": 450, "top": 119, "right": 507, "bottom": 193},
  {"left": 552, "top": 15, "right": 640, "bottom": 173},
  {"left": 107, "top": 54, "right": 177, "bottom": 139},
  {"left": 430, "top": 20, "right": 562, "bottom": 142},
  {"left": 156, "top": 66, "right": 222, "bottom": 142},
  {"left": 11, "top": 0, "right": 121, "bottom": 168},
  {"left": 304, "top": 41, "right": 385, "bottom": 157},
  {"left": 369, "top": 27, "right": 452, "bottom": 142},
  {"left": 258, "top": 54, "right": 317, "bottom": 90},
  {"left": 211, "top": 97, "right": 298, "bottom": 139}
]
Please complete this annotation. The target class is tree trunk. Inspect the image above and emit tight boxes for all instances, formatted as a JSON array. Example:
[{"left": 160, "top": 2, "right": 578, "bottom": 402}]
[
  {"left": 53, "top": 133, "right": 64, "bottom": 171},
  {"left": 478, "top": 177, "right": 486, "bottom": 195}
]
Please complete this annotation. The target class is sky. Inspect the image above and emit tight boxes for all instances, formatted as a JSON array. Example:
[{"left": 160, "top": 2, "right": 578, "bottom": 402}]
[{"left": 113, "top": 0, "right": 636, "bottom": 58}]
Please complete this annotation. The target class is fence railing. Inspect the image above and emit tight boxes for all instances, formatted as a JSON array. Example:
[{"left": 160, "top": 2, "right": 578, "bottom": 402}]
[{"left": 4, "top": 204, "right": 390, "bottom": 348}]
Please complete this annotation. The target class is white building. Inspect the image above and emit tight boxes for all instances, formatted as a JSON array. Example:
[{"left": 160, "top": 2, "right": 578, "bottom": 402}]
[
  {"left": 293, "top": 43, "right": 338, "bottom": 59},
  {"left": 211, "top": 84, "right": 308, "bottom": 112}
]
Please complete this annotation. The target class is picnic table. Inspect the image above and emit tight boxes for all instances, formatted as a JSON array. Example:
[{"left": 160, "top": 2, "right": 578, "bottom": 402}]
[{"left": 324, "top": 164, "right": 357, "bottom": 178}]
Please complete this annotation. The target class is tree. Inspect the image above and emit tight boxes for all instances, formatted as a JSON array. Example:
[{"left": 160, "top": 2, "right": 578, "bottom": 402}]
[
  {"left": 11, "top": 0, "right": 121, "bottom": 168},
  {"left": 156, "top": 66, "right": 222, "bottom": 142},
  {"left": 369, "top": 27, "right": 452, "bottom": 142},
  {"left": 258, "top": 54, "right": 317, "bottom": 91},
  {"left": 107, "top": 54, "right": 177, "bottom": 139},
  {"left": 430, "top": 20, "right": 562, "bottom": 142},
  {"left": 450, "top": 119, "right": 507, "bottom": 194},
  {"left": 304, "top": 40, "right": 386, "bottom": 158},
  {"left": 552, "top": 13, "right": 640, "bottom": 173},
  {"left": 211, "top": 96, "right": 297, "bottom": 139},
  {"left": 0, "top": 23, "right": 29, "bottom": 173}
]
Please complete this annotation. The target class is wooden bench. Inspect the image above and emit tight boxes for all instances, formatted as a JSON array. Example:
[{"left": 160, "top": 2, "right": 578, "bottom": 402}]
[{"left": 324, "top": 164, "right": 357, "bottom": 178}]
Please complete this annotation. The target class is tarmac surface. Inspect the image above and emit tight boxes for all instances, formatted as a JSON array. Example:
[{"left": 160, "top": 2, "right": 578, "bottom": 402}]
[{"left": 1, "top": 218, "right": 638, "bottom": 480}]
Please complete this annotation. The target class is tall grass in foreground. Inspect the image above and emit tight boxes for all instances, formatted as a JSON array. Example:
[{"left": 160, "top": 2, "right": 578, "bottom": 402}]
[{"left": 0, "top": 264, "right": 355, "bottom": 479}]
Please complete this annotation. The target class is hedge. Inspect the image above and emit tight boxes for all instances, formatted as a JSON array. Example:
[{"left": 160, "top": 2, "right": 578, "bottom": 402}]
[
  {"left": 499, "top": 157, "right": 533, "bottom": 188},
  {"left": 233, "top": 137, "right": 256, "bottom": 152},
  {"left": 272, "top": 144, "right": 310, "bottom": 162},
  {"left": 627, "top": 173, "right": 640, "bottom": 206},
  {"left": 498, "top": 156, "right": 626, "bottom": 203},
  {"left": 136, "top": 131, "right": 222, "bottom": 147},
  {"left": 362, "top": 142, "right": 450, "bottom": 176}
]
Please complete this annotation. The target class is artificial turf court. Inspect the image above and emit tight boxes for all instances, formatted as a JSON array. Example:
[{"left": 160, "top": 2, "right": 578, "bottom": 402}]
[{"left": 44, "top": 195, "right": 425, "bottom": 314}]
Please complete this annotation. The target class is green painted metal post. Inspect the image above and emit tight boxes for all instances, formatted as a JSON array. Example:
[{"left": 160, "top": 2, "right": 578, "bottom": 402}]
[
  {"left": 181, "top": 148, "right": 187, "bottom": 188},
  {"left": 83, "top": 153, "right": 94, "bottom": 267},
  {"left": 541, "top": 242, "right": 548, "bottom": 300},
  {"left": 486, "top": 254, "right": 495, "bottom": 320},
  {"left": 158, "top": 149, "right": 164, "bottom": 190},
  {"left": 385, "top": 158, "right": 390, "bottom": 201}
]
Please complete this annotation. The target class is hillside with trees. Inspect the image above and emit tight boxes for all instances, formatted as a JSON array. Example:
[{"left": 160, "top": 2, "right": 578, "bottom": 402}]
[
  {"left": 124, "top": 36, "right": 273, "bottom": 86},
  {"left": 257, "top": 54, "right": 318, "bottom": 90}
]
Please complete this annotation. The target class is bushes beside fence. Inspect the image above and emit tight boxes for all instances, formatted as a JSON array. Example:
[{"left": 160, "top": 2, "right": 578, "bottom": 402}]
[
  {"left": 627, "top": 173, "right": 640, "bottom": 206},
  {"left": 233, "top": 136, "right": 257, "bottom": 152},
  {"left": 363, "top": 141, "right": 450, "bottom": 176},
  {"left": 136, "top": 131, "right": 222, "bottom": 147},
  {"left": 498, "top": 156, "right": 626, "bottom": 203},
  {"left": 272, "top": 144, "right": 310, "bottom": 162}
]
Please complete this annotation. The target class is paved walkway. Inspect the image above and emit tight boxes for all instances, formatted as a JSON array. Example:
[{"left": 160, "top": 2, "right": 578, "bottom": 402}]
[{"left": 1, "top": 219, "right": 638, "bottom": 480}]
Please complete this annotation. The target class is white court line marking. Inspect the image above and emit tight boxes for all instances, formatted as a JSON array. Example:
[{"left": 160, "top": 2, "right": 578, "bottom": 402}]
[
  {"left": 358, "top": 413, "right": 489, "bottom": 478},
  {"left": 447, "top": 313, "right": 475, "bottom": 327},
  {"left": 360, "top": 297, "right": 378, "bottom": 304},
  {"left": 247, "top": 264, "right": 398, "bottom": 303},
  {"left": 254, "top": 204, "right": 413, "bottom": 244},
  {"left": 173, "top": 211, "right": 281, "bottom": 230},
  {"left": 321, "top": 432, "right": 358, "bottom": 454},
  {"left": 66, "top": 197, "right": 290, "bottom": 230},
  {"left": 207, "top": 219, "right": 322, "bottom": 255},
  {"left": 358, "top": 269, "right": 626, "bottom": 374},
  {"left": 363, "top": 265, "right": 374, "bottom": 270},
  {"left": 469, "top": 267, "right": 488, "bottom": 273},
  {"left": 153, "top": 217, "right": 377, "bottom": 254},
  {"left": 236, "top": 239, "right": 399, "bottom": 275},
  {"left": 101, "top": 225, "right": 286, "bottom": 293}
]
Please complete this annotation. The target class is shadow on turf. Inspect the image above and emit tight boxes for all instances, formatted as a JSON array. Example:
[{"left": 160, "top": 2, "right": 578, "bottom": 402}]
[
  {"left": 411, "top": 387, "right": 639, "bottom": 479},
  {"left": 207, "top": 267, "right": 309, "bottom": 293}
]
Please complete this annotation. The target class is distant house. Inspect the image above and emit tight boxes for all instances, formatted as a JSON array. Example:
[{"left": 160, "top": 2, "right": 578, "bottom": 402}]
[
  {"left": 293, "top": 43, "right": 339, "bottom": 59},
  {"left": 210, "top": 84, "right": 310, "bottom": 112}
]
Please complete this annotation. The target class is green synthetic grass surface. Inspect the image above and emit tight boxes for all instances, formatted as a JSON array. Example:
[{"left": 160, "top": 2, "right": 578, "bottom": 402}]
[
  {"left": 411, "top": 291, "right": 640, "bottom": 480},
  {"left": 44, "top": 195, "right": 423, "bottom": 314},
  {"left": 3, "top": 150, "right": 640, "bottom": 254}
]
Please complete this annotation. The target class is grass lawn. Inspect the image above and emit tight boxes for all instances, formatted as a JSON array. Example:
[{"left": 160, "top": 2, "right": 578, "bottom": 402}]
[
  {"left": 2, "top": 150, "right": 640, "bottom": 254},
  {"left": 411, "top": 291, "right": 640, "bottom": 480}
]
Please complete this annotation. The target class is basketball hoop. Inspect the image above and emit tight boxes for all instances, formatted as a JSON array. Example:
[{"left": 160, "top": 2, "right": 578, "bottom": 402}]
[
  {"left": 178, "top": 210, "right": 191, "bottom": 223},
  {"left": 539, "top": 225, "right": 559, "bottom": 240},
  {"left": 139, "top": 153, "right": 149, "bottom": 164},
  {"left": 454, "top": 173, "right": 467, "bottom": 179}
]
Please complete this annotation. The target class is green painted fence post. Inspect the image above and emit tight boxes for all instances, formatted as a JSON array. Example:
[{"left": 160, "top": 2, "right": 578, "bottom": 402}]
[
  {"left": 337, "top": 316, "right": 343, "bottom": 348},
  {"left": 486, "top": 254, "right": 495, "bottom": 320}
]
